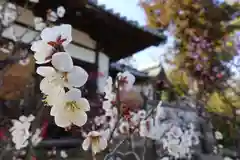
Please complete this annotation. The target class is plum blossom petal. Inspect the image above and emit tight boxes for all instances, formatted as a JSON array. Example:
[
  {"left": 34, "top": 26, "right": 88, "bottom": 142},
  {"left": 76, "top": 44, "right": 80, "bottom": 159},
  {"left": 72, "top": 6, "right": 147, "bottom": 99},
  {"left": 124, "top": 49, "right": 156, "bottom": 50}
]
[
  {"left": 57, "top": 6, "right": 66, "bottom": 18},
  {"left": 54, "top": 113, "right": 71, "bottom": 128},
  {"left": 82, "top": 137, "right": 90, "bottom": 151},
  {"left": 37, "top": 66, "right": 55, "bottom": 77},
  {"left": 215, "top": 131, "right": 223, "bottom": 140},
  {"left": 51, "top": 52, "right": 73, "bottom": 72},
  {"left": 47, "top": 10, "right": 58, "bottom": 22},
  {"left": 10, "top": 115, "right": 34, "bottom": 150},
  {"left": 34, "top": 17, "right": 46, "bottom": 31},
  {"left": 31, "top": 40, "right": 54, "bottom": 64},
  {"left": 39, "top": 77, "right": 63, "bottom": 95},
  {"left": 29, "top": 0, "right": 39, "bottom": 3},
  {"left": 41, "top": 24, "right": 72, "bottom": 47},
  {"left": 71, "top": 111, "right": 88, "bottom": 127},
  {"left": 225, "top": 0, "right": 239, "bottom": 5},
  {"left": 52, "top": 89, "right": 90, "bottom": 128},
  {"left": 67, "top": 66, "right": 89, "bottom": 88},
  {"left": 82, "top": 131, "right": 108, "bottom": 154},
  {"left": 117, "top": 71, "right": 135, "bottom": 91},
  {"left": 39, "top": 65, "right": 88, "bottom": 92}
]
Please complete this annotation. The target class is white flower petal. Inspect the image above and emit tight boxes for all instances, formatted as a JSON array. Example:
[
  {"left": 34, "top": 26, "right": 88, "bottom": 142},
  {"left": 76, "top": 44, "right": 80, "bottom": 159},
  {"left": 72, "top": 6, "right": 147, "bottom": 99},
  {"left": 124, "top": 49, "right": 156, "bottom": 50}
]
[
  {"left": 40, "top": 77, "right": 63, "bottom": 95},
  {"left": 40, "top": 78, "right": 53, "bottom": 95},
  {"left": 57, "top": 6, "right": 66, "bottom": 18},
  {"left": 67, "top": 66, "right": 88, "bottom": 87},
  {"left": 29, "top": 0, "right": 39, "bottom": 3},
  {"left": 41, "top": 26, "right": 59, "bottom": 42},
  {"left": 82, "top": 137, "right": 90, "bottom": 151},
  {"left": 50, "top": 106, "right": 58, "bottom": 116},
  {"left": 99, "top": 137, "right": 107, "bottom": 150},
  {"left": 31, "top": 40, "right": 54, "bottom": 64},
  {"left": 124, "top": 72, "right": 135, "bottom": 91},
  {"left": 78, "top": 98, "right": 90, "bottom": 112},
  {"left": 71, "top": 111, "right": 87, "bottom": 127},
  {"left": 54, "top": 114, "right": 71, "bottom": 128},
  {"left": 46, "top": 89, "right": 65, "bottom": 107},
  {"left": 65, "top": 88, "right": 82, "bottom": 101},
  {"left": 36, "top": 66, "right": 55, "bottom": 77},
  {"left": 41, "top": 24, "right": 72, "bottom": 46},
  {"left": 35, "top": 22, "right": 46, "bottom": 31},
  {"left": 47, "top": 11, "right": 58, "bottom": 22},
  {"left": 27, "top": 115, "right": 35, "bottom": 122},
  {"left": 88, "top": 131, "right": 100, "bottom": 137},
  {"left": 60, "top": 150, "right": 68, "bottom": 158},
  {"left": 102, "top": 101, "right": 112, "bottom": 111},
  {"left": 52, "top": 52, "right": 73, "bottom": 72},
  {"left": 34, "top": 17, "right": 43, "bottom": 24},
  {"left": 19, "top": 116, "right": 27, "bottom": 122},
  {"left": 55, "top": 24, "right": 72, "bottom": 46}
]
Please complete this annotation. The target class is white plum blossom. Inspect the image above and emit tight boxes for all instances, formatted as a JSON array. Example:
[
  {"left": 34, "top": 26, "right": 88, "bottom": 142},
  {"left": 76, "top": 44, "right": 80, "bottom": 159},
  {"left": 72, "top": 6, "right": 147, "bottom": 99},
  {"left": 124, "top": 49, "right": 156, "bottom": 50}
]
[
  {"left": 137, "top": 110, "right": 146, "bottom": 119},
  {"left": 167, "top": 126, "right": 183, "bottom": 138},
  {"left": 160, "top": 125, "right": 199, "bottom": 159},
  {"left": 60, "top": 150, "right": 68, "bottom": 158},
  {"left": 139, "top": 118, "right": 159, "bottom": 139},
  {"left": 82, "top": 130, "right": 109, "bottom": 155},
  {"left": 218, "top": 144, "right": 223, "bottom": 149},
  {"left": 31, "top": 24, "right": 72, "bottom": 64},
  {"left": 117, "top": 71, "right": 135, "bottom": 91},
  {"left": 57, "top": 6, "right": 66, "bottom": 18},
  {"left": 10, "top": 115, "right": 35, "bottom": 150},
  {"left": 161, "top": 157, "right": 170, "bottom": 160},
  {"left": 41, "top": 24, "right": 72, "bottom": 47},
  {"left": 119, "top": 121, "right": 130, "bottom": 134},
  {"left": 94, "top": 116, "right": 106, "bottom": 126},
  {"left": 34, "top": 17, "right": 46, "bottom": 31},
  {"left": 31, "top": 128, "right": 43, "bottom": 146},
  {"left": 224, "top": 0, "right": 240, "bottom": 5},
  {"left": 104, "top": 77, "right": 115, "bottom": 102},
  {"left": 51, "top": 88, "right": 90, "bottom": 128},
  {"left": 155, "top": 101, "right": 166, "bottom": 119},
  {"left": 37, "top": 52, "right": 88, "bottom": 95},
  {"left": 102, "top": 77, "right": 115, "bottom": 112},
  {"left": 105, "top": 107, "right": 118, "bottom": 129},
  {"left": 102, "top": 100, "right": 112, "bottom": 111},
  {"left": 29, "top": 0, "right": 39, "bottom": 3},
  {"left": 31, "top": 40, "right": 54, "bottom": 64},
  {"left": 215, "top": 131, "right": 223, "bottom": 140},
  {"left": 130, "top": 112, "right": 140, "bottom": 125},
  {"left": 47, "top": 10, "right": 58, "bottom": 22},
  {"left": 224, "top": 157, "right": 233, "bottom": 160},
  {"left": 0, "top": 3, "right": 17, "bottom": 27},
  {"left": 167, "top": 143, "right": 189, "bottom": 159},
  {"left": 236, "top": 109, "right": 240, "bottom": 115}
]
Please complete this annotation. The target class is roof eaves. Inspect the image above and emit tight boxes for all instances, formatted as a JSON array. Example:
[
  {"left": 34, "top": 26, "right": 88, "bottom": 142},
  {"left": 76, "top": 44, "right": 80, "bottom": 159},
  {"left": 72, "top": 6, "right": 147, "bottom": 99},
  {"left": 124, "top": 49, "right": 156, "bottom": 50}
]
[{"left": 87, "top": 1, "right": 164, "bottom": 39}]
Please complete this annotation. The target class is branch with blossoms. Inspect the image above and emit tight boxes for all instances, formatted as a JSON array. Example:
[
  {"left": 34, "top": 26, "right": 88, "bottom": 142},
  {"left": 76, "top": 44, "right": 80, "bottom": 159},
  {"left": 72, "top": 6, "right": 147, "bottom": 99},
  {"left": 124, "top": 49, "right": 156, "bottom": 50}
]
[
  {"left": 0, "top": 23, "right": 200, "bottom": 160},
  {"left": 1, "top": 1, "right": 240, "bottom": 160}
]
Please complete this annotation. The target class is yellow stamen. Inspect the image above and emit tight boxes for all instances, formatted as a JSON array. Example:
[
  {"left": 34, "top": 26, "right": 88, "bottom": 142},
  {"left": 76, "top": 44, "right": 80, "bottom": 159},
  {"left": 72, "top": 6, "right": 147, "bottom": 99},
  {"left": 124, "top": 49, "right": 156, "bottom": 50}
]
[
  {"left": 63, "top": 72, "right": 68, "bottom": 82},
  {"left": 65, "top": 101, "right": 79, "bottom": 112}
]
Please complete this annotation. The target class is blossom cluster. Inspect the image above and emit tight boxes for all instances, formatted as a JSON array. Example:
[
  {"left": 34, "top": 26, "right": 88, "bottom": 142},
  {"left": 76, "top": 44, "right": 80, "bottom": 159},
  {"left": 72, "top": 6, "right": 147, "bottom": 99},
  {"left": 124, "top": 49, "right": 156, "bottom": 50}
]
[
  {"left": 0, "top": 1, "right": 205, "bottom": 157},
  {"left": 139, "top": 102, "right": 200, "bottom": 159},
  {"left": 10, "top": 115, "right": 42, "bottom": 150},
  {"left": 160, "top": 124, "right": 199, "bottom": 159},
  {"left": 31, "top": 24, "right": 90, "bottom": 128},
  {"left": 0, "top": 3, "right": 17, "bottom": 27},
  {"left": 82, "top": 72, "right": 137, "bottom": 154}
]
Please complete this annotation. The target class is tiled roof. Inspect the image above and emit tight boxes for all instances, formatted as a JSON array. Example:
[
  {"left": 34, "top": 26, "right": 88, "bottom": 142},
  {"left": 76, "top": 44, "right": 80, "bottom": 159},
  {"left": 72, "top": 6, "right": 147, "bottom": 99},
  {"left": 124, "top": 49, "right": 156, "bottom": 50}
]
[
  {"left": 88, "top": 1, "right": 163, "bottom": 38},
  {"left": 110, "top": 62, "right": 149, "bottom": 78}
]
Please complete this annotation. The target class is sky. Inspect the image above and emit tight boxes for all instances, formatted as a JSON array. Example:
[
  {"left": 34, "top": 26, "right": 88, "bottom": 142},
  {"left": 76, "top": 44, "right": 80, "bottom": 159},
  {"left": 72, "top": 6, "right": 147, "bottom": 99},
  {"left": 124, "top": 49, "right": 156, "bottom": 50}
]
[{"left": 97, "top": 0, "right": 168, "bottom": 71}]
